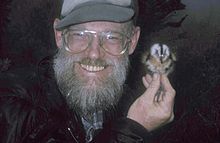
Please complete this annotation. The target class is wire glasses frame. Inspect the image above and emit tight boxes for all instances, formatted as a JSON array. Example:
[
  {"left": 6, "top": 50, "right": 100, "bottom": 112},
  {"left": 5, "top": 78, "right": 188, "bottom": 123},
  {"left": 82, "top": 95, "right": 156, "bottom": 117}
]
[{"left": 61, "top": 29, "right": 131, "bottom": 56}]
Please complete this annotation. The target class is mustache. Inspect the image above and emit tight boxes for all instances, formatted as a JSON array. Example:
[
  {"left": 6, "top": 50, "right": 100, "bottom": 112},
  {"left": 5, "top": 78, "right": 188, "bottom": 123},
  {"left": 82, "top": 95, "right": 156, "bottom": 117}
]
[{"left": 78, "top": 57, "right": 111, "bottom": 67}]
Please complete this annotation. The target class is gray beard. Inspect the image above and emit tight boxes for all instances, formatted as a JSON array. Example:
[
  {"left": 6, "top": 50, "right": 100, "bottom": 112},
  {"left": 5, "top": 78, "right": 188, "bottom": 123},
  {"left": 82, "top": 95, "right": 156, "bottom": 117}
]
[{"left": 53, "top": 48, "right": 129, "bottom": 117}]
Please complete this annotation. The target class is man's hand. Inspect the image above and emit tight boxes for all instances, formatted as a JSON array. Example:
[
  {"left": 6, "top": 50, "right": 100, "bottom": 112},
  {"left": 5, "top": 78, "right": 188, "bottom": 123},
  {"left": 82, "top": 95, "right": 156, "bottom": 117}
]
[{"left": 127, "top": 74, "right": 175, "bottom": 131}]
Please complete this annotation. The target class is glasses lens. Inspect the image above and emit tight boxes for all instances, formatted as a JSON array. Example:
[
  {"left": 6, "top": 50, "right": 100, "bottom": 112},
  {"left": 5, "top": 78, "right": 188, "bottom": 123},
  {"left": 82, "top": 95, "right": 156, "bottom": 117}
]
[
  {"left": 65, "top": 30, "right": 89, "bottom": 53},
  {"left": 102, "top": 32, "right": 128, "bottom": 55}
]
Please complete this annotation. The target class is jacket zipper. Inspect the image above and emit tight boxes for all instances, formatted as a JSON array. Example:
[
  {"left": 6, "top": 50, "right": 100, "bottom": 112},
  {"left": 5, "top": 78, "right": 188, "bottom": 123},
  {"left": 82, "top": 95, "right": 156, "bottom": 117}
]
[{"left": 67, "top": 127, "right": 79, "bottom": 143}]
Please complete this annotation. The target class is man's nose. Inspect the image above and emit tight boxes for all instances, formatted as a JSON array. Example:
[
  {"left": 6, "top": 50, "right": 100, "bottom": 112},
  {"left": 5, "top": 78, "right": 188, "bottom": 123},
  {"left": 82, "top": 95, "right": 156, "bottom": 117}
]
[{"left": 86, "top": 36, "right": 104, "bottom": 59}]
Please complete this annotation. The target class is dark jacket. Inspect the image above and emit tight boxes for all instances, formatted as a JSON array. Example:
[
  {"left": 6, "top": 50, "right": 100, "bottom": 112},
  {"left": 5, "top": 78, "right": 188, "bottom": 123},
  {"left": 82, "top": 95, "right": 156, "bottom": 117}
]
[{"left": 0, "top": 60, "right": 150, "bottom": 143}]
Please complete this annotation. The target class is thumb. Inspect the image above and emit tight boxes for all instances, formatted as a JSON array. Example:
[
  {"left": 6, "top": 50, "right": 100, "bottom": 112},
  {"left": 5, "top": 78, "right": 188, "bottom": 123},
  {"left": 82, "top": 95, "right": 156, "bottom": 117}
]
[{"left": 142, "top": 73, "right": 160, "bottom": 101}]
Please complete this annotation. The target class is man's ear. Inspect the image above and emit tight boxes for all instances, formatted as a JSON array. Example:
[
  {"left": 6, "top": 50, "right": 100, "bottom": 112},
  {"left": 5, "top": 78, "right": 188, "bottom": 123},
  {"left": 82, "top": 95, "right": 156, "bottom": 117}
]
[
  {"left": 128, "top": 26, "right": 140, "bottom": 55},
  {"left": 54, "top": 18, "right": 63, "bottom": 49}
]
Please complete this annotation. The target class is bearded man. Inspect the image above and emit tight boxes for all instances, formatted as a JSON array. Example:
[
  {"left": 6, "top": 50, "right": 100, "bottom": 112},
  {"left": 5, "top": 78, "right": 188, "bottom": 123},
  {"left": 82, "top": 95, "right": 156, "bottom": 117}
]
[{"left": 0, "top": 0, "right": 175, "bottom": 142}]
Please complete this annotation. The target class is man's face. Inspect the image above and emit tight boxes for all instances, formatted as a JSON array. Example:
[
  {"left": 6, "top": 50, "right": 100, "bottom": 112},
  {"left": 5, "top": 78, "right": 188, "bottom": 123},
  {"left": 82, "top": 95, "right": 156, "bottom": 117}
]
[{"left": 53, "top": 21, "right": 139, "bottom": 116}]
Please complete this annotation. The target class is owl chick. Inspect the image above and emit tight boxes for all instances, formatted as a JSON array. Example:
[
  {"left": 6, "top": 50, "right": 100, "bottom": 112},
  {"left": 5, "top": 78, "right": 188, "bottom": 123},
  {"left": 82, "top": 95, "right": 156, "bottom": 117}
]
[
  {"left": 141, "top": 43, "right": 176, "bottom": 101},
  {"left": 141, "top": 43, "right": 176, "bottom": 76}
]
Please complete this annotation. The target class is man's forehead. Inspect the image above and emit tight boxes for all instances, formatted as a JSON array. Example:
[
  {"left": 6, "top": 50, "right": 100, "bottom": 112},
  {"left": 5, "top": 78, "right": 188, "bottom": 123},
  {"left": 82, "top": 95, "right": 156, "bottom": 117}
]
[{"left": 67, "top": 21, "right": 125, "bottom": 31}]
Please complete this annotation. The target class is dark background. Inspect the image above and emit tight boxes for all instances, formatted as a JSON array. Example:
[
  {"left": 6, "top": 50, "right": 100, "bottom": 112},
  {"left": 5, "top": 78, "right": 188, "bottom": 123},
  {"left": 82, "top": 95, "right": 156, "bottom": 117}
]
[{"left": 0, "top": 0, "right": 220, "bottom": 142}]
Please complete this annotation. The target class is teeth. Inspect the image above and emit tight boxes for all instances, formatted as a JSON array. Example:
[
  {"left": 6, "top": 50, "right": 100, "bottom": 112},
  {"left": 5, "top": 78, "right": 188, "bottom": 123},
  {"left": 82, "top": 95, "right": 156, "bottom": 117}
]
[{"left": 80, "top": 64, "right": 105, "bottom": 72}]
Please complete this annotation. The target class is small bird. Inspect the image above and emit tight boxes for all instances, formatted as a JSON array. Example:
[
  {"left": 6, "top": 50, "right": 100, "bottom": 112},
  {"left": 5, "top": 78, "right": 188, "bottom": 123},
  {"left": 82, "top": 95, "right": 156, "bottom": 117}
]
[
  {"left": 141, "top": 43, "right": 176, "bottom": 76},
  {"left": 141, "top": 43, "right": 176, "bottom": 101}
]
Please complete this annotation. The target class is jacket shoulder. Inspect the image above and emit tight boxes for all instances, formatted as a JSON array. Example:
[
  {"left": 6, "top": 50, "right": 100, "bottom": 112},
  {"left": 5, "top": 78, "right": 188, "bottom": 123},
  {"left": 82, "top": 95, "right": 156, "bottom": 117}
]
[{"left": 0, "top": 72, "right": 50, "bottom": 142}]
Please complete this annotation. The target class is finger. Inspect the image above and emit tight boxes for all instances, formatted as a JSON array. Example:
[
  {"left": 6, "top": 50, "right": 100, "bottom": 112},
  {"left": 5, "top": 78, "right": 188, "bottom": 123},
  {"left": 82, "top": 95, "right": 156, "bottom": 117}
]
[
  {"left": 155, "top": 90, "right": 164, "bottom": 102},
  {"left": 154, "top": 92, "right": 160, "bottom": 102},
  {"left": 142, "top": 74, "right": 152, "bottom": 88},
  {"left": 143, "top": 73, "right": 160, "bottom": 101},
  {"left": 146, "top": 74, "right": 152, "bottom": 83},
  {"left": 142, "top": 76, "right": 149, "bottom": 88},
  {"left": 161, "top": 74, "right": 176, "bottom": 104},
  {"left": 161, "top": 75, "right": 175, "bottom": 94},
  {"left": 169, "top": 112, "right": 175, "bottom": 122}
]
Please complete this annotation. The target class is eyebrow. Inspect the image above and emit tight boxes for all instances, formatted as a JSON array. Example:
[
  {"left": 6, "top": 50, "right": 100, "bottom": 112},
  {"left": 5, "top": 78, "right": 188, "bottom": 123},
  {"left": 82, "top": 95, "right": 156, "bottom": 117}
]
[
  {"left": 68, "top": 24, "right": 124, "bottom": 33},
  {"left": 67, "top": 28, "right": 124, "bottom": 34}
]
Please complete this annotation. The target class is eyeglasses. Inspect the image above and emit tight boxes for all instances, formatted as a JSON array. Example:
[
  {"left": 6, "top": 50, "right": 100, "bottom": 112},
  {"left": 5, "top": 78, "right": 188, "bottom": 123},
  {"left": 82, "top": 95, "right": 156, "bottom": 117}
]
[{"left": 62, "top": 29, "right": 131, "bottom": 56}]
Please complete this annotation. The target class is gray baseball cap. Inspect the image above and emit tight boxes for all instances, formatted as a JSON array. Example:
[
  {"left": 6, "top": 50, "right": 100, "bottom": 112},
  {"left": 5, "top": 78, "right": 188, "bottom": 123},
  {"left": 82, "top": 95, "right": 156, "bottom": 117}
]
[{"left": 55, "top": 0, "right": 137, "bottom": 30}]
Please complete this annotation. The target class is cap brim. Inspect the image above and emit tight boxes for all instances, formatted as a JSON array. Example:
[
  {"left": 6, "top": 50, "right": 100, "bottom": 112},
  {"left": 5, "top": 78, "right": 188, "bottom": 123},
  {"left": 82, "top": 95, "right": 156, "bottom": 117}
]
[{"left": 55, "top": 4, "right": 134, "bottom": 30}]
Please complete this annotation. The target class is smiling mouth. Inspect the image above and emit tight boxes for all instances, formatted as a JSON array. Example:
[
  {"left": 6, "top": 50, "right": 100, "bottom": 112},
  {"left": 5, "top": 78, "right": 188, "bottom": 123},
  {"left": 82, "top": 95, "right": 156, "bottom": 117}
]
[{"left": 80, "top": 64, "right": 105, "bottom": 72}]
